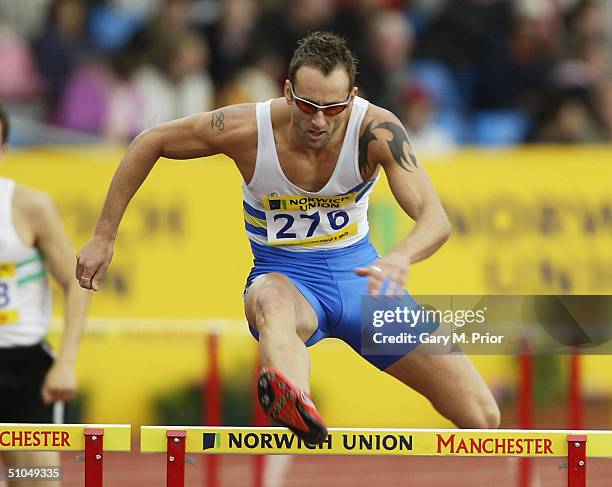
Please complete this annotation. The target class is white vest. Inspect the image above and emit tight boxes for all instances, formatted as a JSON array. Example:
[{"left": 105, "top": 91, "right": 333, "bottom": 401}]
[
  {"left": 0, "top": 177, "right": 52, "bottom": 347},
  {"left": 242, "top": 96, "right": 377, "bottom": 251}
]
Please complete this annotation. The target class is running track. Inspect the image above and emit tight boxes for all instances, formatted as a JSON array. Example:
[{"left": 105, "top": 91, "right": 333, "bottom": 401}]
[{"left": 48, "top": 450, "right": 612, "bottom": 486}]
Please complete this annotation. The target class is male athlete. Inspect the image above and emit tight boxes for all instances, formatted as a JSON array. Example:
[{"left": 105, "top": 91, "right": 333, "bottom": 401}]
[
  {"left": 77, "top": 32, "right": 500, "bottom": 445},
  {"left": 0, "top": 106, "right": 90, "bottom": 486}
]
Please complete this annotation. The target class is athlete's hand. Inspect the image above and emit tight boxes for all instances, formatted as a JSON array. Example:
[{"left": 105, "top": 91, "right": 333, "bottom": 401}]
[
  {"left": 41, "top": 361, "right": 77, "bottom": 404},
  {"left": 355, "top": 252, "right": 410, "bottom": 297},
  {"left": 76, "top": 235, "right": 114, "bottom": 291}
]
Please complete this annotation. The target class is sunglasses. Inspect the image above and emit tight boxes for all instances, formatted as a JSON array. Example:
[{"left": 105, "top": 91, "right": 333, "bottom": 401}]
[{"left": 290, "top": 84, "right": 351, "bottom": 116}]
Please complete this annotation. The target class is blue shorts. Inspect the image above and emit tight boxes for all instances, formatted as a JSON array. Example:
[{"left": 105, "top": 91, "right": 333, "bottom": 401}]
[{"left": 244, "top": 235, "right": 431, "bottom": 370}]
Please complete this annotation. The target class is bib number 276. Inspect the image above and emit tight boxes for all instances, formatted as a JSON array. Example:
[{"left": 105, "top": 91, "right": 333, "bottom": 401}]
[{"left": 274, "top": 210, "right": 349, "bottom": 240}]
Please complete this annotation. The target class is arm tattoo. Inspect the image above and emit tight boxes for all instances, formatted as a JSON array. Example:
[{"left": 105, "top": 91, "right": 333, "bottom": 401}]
[
  {"left": 377, "top": 122, "right": 418, "bottom": 171},
  {"left": 210, "top": 110, "right": 225, "bottom": 131},
  {"left": 358, "top": 120, "right": 419, "bottom": 176},
  {"left": 358, "top": 120, "right": 377, "bottom": 176}
]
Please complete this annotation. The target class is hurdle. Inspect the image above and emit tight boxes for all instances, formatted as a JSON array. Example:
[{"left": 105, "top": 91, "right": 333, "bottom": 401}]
[
  {"left": 0, "top": 424, "right": 131, "bottom": 486},
  {"left": 518, "top": 352, "right": 586, "bottom": 486},
  {"left": 141, "top": 426, "right": 612, "bottom": 487}
]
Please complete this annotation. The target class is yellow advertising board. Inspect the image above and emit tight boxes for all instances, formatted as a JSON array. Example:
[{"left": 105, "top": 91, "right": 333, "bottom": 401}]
[
  {"left": 3, "top": 146, "right": 611, "bottom": 427},
  {"left": 370, "top": 146, "right": 612, "bottom": 294},
  {"left": 2, "top": 146, "right": 610, "bottom": 320},
  {"left": 0, "top": 424, "right": 131, "bottom": 451},
  {"left": 141, "top": 426, "right": 612, "bottom": 457}
]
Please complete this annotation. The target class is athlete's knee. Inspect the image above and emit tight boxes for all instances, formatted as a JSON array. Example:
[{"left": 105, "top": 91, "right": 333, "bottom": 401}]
[
  {"left": 250, "top": 277, "right": 297, "bottom": 331},
  {"left": 247, "top": 273, "right": 316, "bottom": 341},
  {"left": 458, "top": 393, "right": 501, "bottom": 429},
  {"left": 483, "top": 400, "right": 501, "bottom": 428},
  {"left": 254, "top": 284, "right": 293, "bottom": 319}
]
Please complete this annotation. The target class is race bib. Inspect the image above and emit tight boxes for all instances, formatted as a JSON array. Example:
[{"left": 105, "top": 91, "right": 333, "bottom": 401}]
[
  {"left": 0, "top": 262, "right": 19, "bottom": 325},
  {"left": 263, "top": 194, "right": 358, "bottom": 246}
]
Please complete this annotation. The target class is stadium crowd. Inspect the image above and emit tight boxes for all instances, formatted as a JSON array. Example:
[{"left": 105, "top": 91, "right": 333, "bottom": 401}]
[{"left": 0, "top": 0, "right": 611, "bottom": 150}]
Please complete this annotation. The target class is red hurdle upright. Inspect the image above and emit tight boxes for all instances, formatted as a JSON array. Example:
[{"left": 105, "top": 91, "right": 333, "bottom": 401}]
[
  {"left": 204, "top": 331, "right": 221, "bottom": 487},
  {"left": 167, "top": 430, "right": 187, "bottom": 487},
  {"left": 517, "top": 350, "right": 585, "bottom": 487},
  {"left": 518, "top": 353, "right": 534, "bottom": 487},
  {"left": 84, "top": 428, "right": 104, "bottom": 487},
  {"left": 569, "top": 353, "right": 583, "bottom": 430},
  {"left": 567, "top": 435, "right": 587, "bottom": 487},
  {"left": 252, "top": 359, "right": 270, "bottom": 487}
]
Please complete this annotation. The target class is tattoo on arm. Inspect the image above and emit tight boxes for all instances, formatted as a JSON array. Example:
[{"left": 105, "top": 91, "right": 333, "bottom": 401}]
[
  {"left": 377, "top": 122, "right": 418, "bottom": 171},
  {"left": 358, "top": 121, "right": 377, "bottom": 176},
  {"left": 358, "top": 120, "right": 419, "bottom": 176},
  {"left": 210, "top": 110, "right": 226, "bottom": 131}
]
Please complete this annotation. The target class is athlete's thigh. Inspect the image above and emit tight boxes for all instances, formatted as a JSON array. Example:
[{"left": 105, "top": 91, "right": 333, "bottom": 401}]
[
  {"left": 2, "top": 451, "right": 61, "bottom": 487},
  {"left": 384, "top": 347, "right": 491, "bottom": 412},
  {"left": 334, "top": 278, "right": 434, "bottom": 369},
  {"left": 244, "top": 272, "right": 318, "bottom": 342}
]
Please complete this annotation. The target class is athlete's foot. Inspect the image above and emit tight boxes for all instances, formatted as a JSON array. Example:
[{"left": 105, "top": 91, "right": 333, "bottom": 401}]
[{"left": 257, "top": 367, "right": 328, "bottom": 446}]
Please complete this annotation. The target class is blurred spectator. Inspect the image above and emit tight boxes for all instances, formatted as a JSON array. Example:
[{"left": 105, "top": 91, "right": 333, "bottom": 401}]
[
  {"left": 558, "top": 0, "right": 610, "bottom": 85},
  {"left": 107, "top": 0, "right": 164, "bottom": 19},
  {"left": 0, "top": 0, "right": 52, "bottom": 38},
  {"left": 56, "top": 43, "right": 144, "bottom": 140},
  {"left": 401, "top": 82, "right": 456, "bottom": 157},
  {"left": 32, "top": 0, "right": 93, "bottom": 113},
  {"left": 286, "top": 0, "right": 337, "bottom": 38},
  {"left": 528, "top": 86, "right": 606, "bottom": 143},
  {"left": 207, "top": 0, "right": 260, "bottom": 86},
  {"left": 564, "top": 0, "right": 608, "bottom": 42},
  {"left": 413, "top": 0, "right": 506, "bottom": 71},
  {"left": 473, "top": 7, "right": 559, "bottom": 111},
  {"left": 216, "top": 44, "right": 283, "bottom": 106},
  {"left": 0, "top": 22, "right": 41, "bottom": 101},
  {"left": 130, "top": 0, "right": 192, "bottom": 54},
  {"left": 88, "top": 4, "right": 143, "bottom": 55},
  {"left": 408, "top": 0, "right": 447, "bottom": 24},
  {"left": 360, "top": 10, "right": 414, "bottom": 113},
  {"left": 162, "top": 0, "right": 191, "bottom": 25},
  {"left": 554, "top": 36, "right": 608, "bottom": 91},
  {"left": 250, "top": 0, "right": 337, "bottom": 68},
  {"left": 596, "top": 79, "right": 612, "bottom": 139},
  {"left": 135, "top": 29, "right": 214, "bottom": 127},
  {"left": 331, "top": 0, "right": 381, "bottom": 65}
]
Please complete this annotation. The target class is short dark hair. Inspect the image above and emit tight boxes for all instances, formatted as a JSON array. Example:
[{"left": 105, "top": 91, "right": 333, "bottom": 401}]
[
  {"left": 289, "top": 31, "right": 358, "bottom": 89},
  {"left": 0, "top": 105, "right": 9, "bottom": 145}
]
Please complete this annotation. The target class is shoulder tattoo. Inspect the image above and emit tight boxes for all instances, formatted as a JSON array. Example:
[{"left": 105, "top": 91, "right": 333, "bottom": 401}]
[{"left": 358, "top": 120, "right": 419, "bottom": 176}]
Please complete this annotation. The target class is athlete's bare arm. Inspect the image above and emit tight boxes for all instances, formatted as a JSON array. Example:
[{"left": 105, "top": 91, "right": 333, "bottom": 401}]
[
  {"left": 15, "top": 185, "right": 90, "bottom": 403},
  {"left": 76, "top": 104, "right": 257, "bottom": 290},
  {"left": 354, "top": 106, "right": 451, "bottom": 296}
]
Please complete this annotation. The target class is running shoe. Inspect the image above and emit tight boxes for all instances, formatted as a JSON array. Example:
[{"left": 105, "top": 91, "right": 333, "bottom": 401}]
[{"left": 257, "top": 367, "right": 328, "bottom": 445}]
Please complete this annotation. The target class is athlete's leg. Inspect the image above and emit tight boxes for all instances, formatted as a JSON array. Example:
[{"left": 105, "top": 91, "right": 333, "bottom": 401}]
[
  {"left": 1, "top": 451, "right": 61, "bottom": 487},
  {"left": 0, "top": 346, "right": 63, "bottom": 486},
  {"left": 245, "top": 272, "right": 318, "bottom": 391},
  {"left": 384, "top": 348, "right": 501, "bottom": 429},
  {"left": 334, "top": 273, "right": 500, "bottom": 429},
  {"left": 245, "top": 272, "right": 328, "bottom": 444}
]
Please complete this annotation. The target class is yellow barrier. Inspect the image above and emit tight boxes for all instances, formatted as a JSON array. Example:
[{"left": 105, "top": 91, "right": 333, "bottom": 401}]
[
  {"left": 140, "top": 426, "right": 612, "bottom": 457},
  {"left": 0, "top": 424, "right": 131, "bottom": 451},
  {"left": 0, "top": 423, "right": 131, "bottom": 486},
  {"left": 141, "top": 426, "right": 609, "bottom": 486},
  {"left": 2, "top": 146, "right": 611, "bottom": 320}
]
